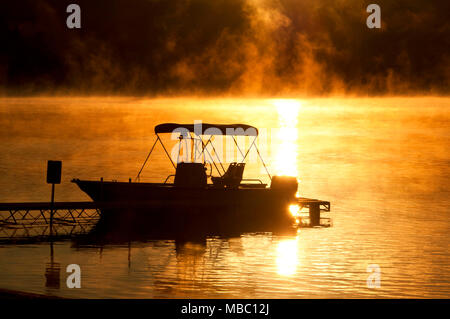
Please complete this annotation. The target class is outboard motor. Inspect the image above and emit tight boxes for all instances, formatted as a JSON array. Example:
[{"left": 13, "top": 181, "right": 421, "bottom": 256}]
[
  {"left": 270, "top": 176, "right": 298, "bottom": 198},
  {"left": 174, "top": 162, "right": 207, "bottom": 188}
]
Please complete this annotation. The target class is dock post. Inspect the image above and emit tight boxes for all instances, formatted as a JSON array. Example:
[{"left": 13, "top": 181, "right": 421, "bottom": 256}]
[
  {"left": 47, "top": 160, "right": 62, "bottom": 235},
  {"left": 50, "top": 183, "right": 55, "bottom": 233},
  {"left": 309, "top": 203, "right": 320, "bottom": 226}
]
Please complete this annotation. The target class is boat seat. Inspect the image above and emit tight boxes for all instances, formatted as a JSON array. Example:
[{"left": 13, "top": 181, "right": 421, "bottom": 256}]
[
  {"left": 174, "top": 162, "right": 207, "bottom": 188},
  {"left": 211, "top": 162, "right": 245, "bottom": 188}
]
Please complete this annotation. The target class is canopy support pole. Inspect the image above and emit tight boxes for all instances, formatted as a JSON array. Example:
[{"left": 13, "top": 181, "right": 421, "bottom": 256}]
[
  {"left": 159, "top": 134, "right": 176, "bottom": 170},
  {"left": 199, "top": 138, "right": 223, "bottom": 177},
  {"left": 232, "top": 136, "right": 246, "bottom": 162},
  {"left": 135, "top": 137, "right": 159, "bottom": 181},
  {"left": 255, "top": 144, "right": 272, "bottom": 181},
  {"left": 203, "top": 136, "right": 226, "bottom": 174},
  {"left": 135, "top": 134, "right": 176, "bottom": 181},
  {"left": 240, "top": 136, "right": 257, "bottom": 163},
  {"left": 234, "top": 136, "right": 272, "bottom": 181}
]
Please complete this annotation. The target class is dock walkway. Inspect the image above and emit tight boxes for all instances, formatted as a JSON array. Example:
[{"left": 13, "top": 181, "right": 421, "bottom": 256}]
[
  {"left": 0, "top": 197, "right": 331, "bottom": 241},
  {"left": 0, "top": 198, "right": 330, "bottom": 224}
]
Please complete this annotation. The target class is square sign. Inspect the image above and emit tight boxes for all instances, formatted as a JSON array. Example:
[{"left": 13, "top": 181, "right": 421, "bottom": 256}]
[{"left": 47, "top": 160, "right": 62, "bottom": 184}]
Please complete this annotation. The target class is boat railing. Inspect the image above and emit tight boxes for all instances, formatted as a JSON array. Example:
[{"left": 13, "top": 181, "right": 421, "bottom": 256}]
[
  {"left": 164, "top": 174, "right": 175, "bottom": 184},
  {"left": 163, "top": 173, "right": 266, "bottom": 187},
  {"left": 241, "top": 178, "right": 265, "bottom": 184}
]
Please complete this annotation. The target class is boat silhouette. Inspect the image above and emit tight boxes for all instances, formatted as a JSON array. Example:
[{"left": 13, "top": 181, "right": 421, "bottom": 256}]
[{"left": 72, "top": 123, "right": 299, "bottom": 230}]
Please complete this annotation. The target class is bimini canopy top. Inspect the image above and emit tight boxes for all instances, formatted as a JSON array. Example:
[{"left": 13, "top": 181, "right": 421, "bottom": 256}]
[{"left": 154, "top": 123, "right": 258, "bottom": 136}]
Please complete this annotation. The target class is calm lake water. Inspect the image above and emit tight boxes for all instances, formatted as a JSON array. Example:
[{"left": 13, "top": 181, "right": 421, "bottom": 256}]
[{"left": 0, "top": 97, "right": 449, "bottom": 298}]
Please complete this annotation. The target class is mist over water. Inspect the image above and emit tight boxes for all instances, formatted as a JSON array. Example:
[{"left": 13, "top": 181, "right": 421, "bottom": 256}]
[
  {"left": 0, "top": 97, "right": 449, "bottom": 298},
  {"left": 1, "top": 0, "right": 449, "bottom": 300},
  {"left": 1, "top": 0, "right": 449, "bottom": 95}
]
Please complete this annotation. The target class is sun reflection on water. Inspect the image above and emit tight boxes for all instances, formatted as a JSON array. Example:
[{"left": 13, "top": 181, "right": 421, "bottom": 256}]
[
  {"left": 276, "top": 237, "right": 300, "bottom": 276},
  {"left": 272, "top": 99, "right": 301, "bottom": 178}
]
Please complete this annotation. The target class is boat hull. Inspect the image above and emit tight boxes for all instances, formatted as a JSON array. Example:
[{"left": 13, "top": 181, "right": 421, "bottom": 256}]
[{"left": 72, "top": 179, "right": 297, "bottom": 232}]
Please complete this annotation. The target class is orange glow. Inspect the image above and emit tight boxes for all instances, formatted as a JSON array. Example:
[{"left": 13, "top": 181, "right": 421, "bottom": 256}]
[
  {"left": 272, "top": 99, "right": 300, "bottom": 177},
  {"left": 289, "top": 204, "right": 300, "bottom": 217},
  {"left": 276, "top": 238, "right": 299, "bottom": 276}
]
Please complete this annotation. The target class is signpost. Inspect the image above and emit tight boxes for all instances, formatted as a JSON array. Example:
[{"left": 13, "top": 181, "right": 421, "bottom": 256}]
[{"left": 47, "top": 160, "right": 62, "bottom": 233}]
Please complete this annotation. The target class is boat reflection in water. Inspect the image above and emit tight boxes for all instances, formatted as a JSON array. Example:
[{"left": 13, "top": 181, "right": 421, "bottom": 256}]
[
  {"left": 69, "top": 222, "right": 301, "bottom": 299},
  {"left": 72, "top": 122, "right": 301, "bottom": 237},
  {"left": 73, "top": 204, "right": 299, "bottom": 247}
]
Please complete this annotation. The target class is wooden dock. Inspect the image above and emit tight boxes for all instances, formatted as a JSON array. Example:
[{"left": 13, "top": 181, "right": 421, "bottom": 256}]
[
  {"left": 296, "top": 197, "right": 331, "bottom": 227},
  {"left": 0, "top": 197, "right": 331, "bottom": 229},
  {"left": 0, "top": 201, "right": 102, "bottom": 226}
]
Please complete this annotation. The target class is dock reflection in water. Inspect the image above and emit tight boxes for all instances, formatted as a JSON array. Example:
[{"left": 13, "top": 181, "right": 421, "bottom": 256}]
[{"left": 0, "top": 97, "right": 449, "bottom": 298}]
